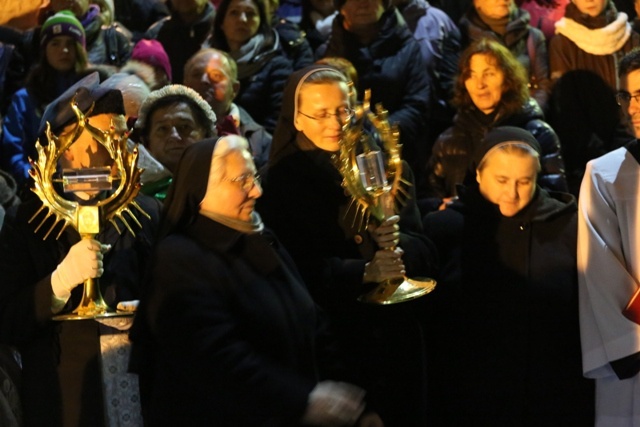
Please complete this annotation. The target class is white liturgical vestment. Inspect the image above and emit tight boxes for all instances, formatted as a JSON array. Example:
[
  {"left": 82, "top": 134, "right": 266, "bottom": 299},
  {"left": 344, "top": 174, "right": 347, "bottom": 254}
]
[{"left": 578, "top": 146, "right": 640, "bottom": 427}]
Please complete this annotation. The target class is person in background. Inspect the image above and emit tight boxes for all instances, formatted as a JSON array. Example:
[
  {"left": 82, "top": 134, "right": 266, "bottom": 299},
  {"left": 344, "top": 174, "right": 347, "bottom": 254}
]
[
  {"left": 264, "top": 0, "right": 315, "bottom": 69},
  {"left": 144, "top": 0, "right": 215, "bottom": 84},
  {"left": 577, "top": 47, "right": 640, "bottom": 427},
  {"left": 121, "top": 38, "right": 172, "bottom": 90},
  {"left": 548, "top": 0, "right": 640, "bottom": 195},
  {"left": 0, "top": 10, "right": 89, "bottom": 194},
  {"left": 0, "top": 0, "right": 132, "bottom": 111},
  {"left": 208, "top": 0, "right": 293, "bottom": 133},
  {"left": 459, "top": 0, "right": 551, "bottom": 111},
  {"left": 299, "top": 0, "right": 338, "bottom": 58},
  {"left": 134, "top": 84, "right": 218, "bottom": 200},
  {"left": 112, "top": 0, "right": 170, "bottom": 43},
  {"left": 392, "top": 0, "right": 462, "bottom": 158},
  {"left": 322, "top": 0, "right": 431, "bottom": 188},
  {"left": 422, "top": 126, "right": 594, "bottom": 425},
  {"left": 258, "top": 65, "right": 437, "bottom": 426},
  {"left": 518, "top": 0, "right": 569, "bottom": 42},
  {"left": 0, "top": 72, "right": 160, "bottom": 427},
  {"left": 183, "top": 48, "right": 273, "bottom": 168},
  {"left": 423, "top": 38, "right": 566, "bottom": 213},
  {"left": 130, "top": 135, "right": 369, "bottom": 426}
]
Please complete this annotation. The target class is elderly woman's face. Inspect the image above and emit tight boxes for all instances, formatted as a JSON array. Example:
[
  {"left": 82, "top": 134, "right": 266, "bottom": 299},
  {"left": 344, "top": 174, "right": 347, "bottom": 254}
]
[
  {"left": 200, "top": 149, "right": 261, "bottom": 221},
  {"left": 294, "top": 81, "right": 350, "bottom": 152},
  {"left": 465, "top": 53, "right": 505, "bottom": 115},
  {"left": 572, "top": 0, "right": 607, "bottom": 17},
  {"left": 476, "top": 149, "right": 537, "bottom": 217},
  {"left": 222, "top": 0, "right": 261, "bottom": 49},
  {"left": 473, "top": 0, "right": 512, "bottom": 19}
]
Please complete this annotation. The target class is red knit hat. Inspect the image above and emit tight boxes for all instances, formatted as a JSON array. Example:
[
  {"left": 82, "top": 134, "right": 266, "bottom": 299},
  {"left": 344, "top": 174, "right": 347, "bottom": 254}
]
[{"left": 131, "top": 39, "right": 172, "bottom": 82}]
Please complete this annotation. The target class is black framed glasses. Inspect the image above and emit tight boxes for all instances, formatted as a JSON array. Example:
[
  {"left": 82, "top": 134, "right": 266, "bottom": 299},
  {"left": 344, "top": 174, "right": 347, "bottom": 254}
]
[
  {"left": 298, "top": 107, "right": 354, "bottom": 124},
  {"left": 616, "top": 91, "right": 640, "bottom": 106},
  {"left": 223, "top": 173, "right": 261, "bottom": 192}
]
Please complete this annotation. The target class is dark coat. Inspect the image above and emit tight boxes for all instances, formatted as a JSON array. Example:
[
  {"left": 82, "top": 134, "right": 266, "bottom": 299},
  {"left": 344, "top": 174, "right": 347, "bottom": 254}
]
[
  {"left": 0, "top": 8, "right": 132, "bottom": 110},
  {"left": 422, "top": 185, "right": 594, "bottom": 425},
  {"left": 113, "top": 0, "right": 170, "bottom": 42},
  {"left": 272, "top": 16, "right": 315, "bottom": 70},
  {"left": 233, "top": 31, "right": 293, "bottom": 134},
  {"left": 323, "top": 8, "right": 431, "bottom": 180},
  {"left": 547, "top": 2, "right": 640, "bottom": 195},
  {"left": 425, "top": 99, "right": 568, "bottom": 201},
  {"left": 0, "top": 194, "right": 159, "bottom": 427},
  {"left": 257, "top": 132, "right": 437, "bottom": 426},
  {"left": 136, "top": 216, "right": 320, "bottom": 426},
  {"left": 145, "top": 2, "right": 215, "bottom": 84},
  {"left": 460, "top": 7, "right": 551, "bottom": 111}
]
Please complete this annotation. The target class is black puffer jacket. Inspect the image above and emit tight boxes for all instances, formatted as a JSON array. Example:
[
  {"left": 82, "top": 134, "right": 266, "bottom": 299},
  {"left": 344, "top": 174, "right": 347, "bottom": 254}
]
[
  {"left": 323, "top": 8, "right": 430, "bottom": 180},
  {"left": 145, "top": 2, "right": 215, "bottom": 84},
  {"left": 232, "top": 30, "right": 293, "bottom": 134},
  {"left": 460, "top": 7, "right": 551, "bottom": 111},
  {"left": 426, "top": 99, "right": 567, "bottom": 199}
]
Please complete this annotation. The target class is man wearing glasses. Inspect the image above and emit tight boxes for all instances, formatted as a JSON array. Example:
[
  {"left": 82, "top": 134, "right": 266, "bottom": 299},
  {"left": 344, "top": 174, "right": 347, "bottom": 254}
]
[{"left": 578, "top": 48, "right": 640, "bottom": 426}]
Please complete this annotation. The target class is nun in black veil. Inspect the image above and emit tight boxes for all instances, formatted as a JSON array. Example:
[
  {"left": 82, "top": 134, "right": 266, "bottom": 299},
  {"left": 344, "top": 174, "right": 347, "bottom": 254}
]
[
  {"left": 130, "top": 135, "right": 366, "bottom": 426},
  {"left": 257, "top": 65, "right": 438, "bottom": 426}
]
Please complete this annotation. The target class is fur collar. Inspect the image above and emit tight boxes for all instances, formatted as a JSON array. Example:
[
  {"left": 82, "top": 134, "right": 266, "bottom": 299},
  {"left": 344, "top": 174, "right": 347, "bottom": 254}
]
[{"left": 555, "top": 12, "right": 631, "bottom": 55}]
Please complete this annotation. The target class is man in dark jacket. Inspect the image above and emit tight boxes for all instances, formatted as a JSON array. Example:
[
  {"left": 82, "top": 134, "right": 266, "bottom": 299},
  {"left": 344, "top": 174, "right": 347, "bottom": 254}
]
[
  {"left": 323, "top": 0, "right": 430, "bottom": 187},
  {"left": 144, "top": 0, "right": 215, "bottom": 84},
  {"left": 183, "top": 48, "right": 274, "bottom": 168}
]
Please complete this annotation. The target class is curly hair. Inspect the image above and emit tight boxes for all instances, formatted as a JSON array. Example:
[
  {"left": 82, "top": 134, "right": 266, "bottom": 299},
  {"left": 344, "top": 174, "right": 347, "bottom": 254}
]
[{"left": 453, "top": 38, "right": 529, "bottom": 118}]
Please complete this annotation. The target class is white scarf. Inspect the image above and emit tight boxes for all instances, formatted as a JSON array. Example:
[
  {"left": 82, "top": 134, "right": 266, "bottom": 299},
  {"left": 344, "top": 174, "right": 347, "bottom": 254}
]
[{"left": 555, "top": 12, "right": 631, "bottom": 55}]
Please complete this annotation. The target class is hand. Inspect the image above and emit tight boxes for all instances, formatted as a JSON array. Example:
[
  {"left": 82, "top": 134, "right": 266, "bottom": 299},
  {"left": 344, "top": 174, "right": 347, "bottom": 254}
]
[
  {"left": 368, "top": 215, "right": 400, "bottom": 249},
  {"left": 438, "top": 196, "right": 458, "bottom": 211},
  {"left": 116, "top": 300, "right": 139, "bottom": 312},
  {"left": 363, "top": 247, "right": 405, "bottom": 283},
  {"left": 302, "top": 381, "right": 365, "bottom": 426},
  {"left": 51, "top": 238, "right": 110, "bottom": 297}
]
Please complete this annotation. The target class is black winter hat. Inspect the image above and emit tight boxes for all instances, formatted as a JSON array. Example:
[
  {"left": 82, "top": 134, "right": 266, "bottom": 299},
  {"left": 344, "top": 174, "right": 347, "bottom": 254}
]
[{"left": 333, "top": 0, "right": 392, "bottom": 11}]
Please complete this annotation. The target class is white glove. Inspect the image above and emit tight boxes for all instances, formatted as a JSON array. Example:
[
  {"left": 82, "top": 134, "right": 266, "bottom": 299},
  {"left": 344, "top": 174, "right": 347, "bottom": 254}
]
[
  {"left": 302, "top": 381, "right": 365, "bottom": 426},
  {"left": 51, "top": 238, "right": 108, "bottom": 298}
]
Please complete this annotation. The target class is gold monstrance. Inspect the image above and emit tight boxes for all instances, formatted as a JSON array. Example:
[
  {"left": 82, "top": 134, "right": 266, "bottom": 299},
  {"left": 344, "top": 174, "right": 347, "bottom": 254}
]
[
  {"left": 29, "top": 97, "right": 149, "bottom": 320},
  {"left": 338, "top": 90, "right": 436, "bottom": 304}
]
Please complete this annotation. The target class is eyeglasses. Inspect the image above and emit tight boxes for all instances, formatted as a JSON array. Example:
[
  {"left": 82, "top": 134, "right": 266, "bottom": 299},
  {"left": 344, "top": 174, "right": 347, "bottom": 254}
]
[
  {"left": 223, "top": 173, "right": 261, "bottom": 192},
  {"left": 616, "top": 91, "right": 640, "bottom": 106},
  {"left": 298, "top": 107, "right": 354, "bottom": 124}
]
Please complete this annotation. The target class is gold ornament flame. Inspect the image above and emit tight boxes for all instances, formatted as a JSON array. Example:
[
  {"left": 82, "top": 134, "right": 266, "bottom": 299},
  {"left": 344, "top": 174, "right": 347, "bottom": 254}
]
[
  {"left": 338, "top": 89, "right": 411, "bottom": 230},
  {"left": 28, "top": 96, "right": 149, "bottom": 240}
]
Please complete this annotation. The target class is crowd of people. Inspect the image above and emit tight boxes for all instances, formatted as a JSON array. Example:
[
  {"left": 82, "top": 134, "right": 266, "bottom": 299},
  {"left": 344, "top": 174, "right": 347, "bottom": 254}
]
[{"left": 0, "top": 0, "right": 638, "bottom": 426}]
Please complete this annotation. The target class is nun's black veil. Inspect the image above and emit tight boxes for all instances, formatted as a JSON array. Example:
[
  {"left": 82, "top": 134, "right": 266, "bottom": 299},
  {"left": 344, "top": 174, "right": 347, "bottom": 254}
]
[{"left": 156, "top": 138, "right": 218, "bottom": 240}]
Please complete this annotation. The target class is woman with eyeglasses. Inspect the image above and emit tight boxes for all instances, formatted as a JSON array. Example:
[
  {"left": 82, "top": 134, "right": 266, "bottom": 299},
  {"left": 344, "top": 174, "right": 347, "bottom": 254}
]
[
  {"left": 257, "top": 65, "right": 437, "bottom": 426},
  {"left": 130, "top": 135, "right": 369, "bottom": 426}
]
